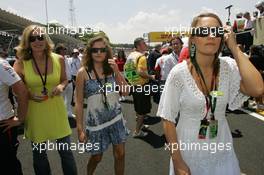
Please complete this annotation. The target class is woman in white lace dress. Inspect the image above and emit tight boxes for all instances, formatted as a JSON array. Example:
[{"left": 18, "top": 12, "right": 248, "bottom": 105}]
[{"left": 157, "top": 12, "right": 264, "bottom": 175}]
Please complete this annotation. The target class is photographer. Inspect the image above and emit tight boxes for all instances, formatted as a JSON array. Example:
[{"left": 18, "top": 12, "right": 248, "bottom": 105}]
[{"left": 249, "top": 45, "right": 264, "bottom": 112}]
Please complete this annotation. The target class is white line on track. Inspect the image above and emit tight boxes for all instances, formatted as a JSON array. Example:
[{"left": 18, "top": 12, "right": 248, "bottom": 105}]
[{"left": 239, "top": 108, "right": 264, "bottom": 122}]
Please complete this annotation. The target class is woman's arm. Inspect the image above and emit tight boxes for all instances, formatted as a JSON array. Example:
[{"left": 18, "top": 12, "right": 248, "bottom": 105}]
[
  {"left": 163, "top": 119, "right": 191, "bottom": 175},
  {"left": 13, "top": 59, "right": 25, "bottom": 81},
  {"left": 225, "top": 26, "right": 264, "bottom": 97},
  {"left": 75, "top": 67, "right": 87, "bottom": 142},
  {"left": 51, "top": 56, "right": 68, "bottom": 96}
]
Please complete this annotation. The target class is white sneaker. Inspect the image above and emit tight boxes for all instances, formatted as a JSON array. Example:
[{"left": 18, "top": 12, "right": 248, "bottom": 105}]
[
  {"left": 133, "top": 130, "right": 148, "bottom": 138},
  {"left": 142, "top": 125, "right": 150, "bottom": 130},
  {"left": 257, "top": 104, "right": 264, "bottom": 110},
  {"left": 121, "top": 96, "right": 126, "bottom": 101}
]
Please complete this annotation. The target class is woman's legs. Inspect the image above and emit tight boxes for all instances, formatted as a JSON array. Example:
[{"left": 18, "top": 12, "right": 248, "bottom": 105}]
[
  {"left": 56, "top": 136, "right": 77, "bottom": 175},
  {"left": 113, "top": 143, "right": 125, "bottom": 175},
  {"left": 31, "top": 142, "right": 51, "bottom": 175},
  {"left": 87, "top": 154, "right": 103, "bottom": 175}
]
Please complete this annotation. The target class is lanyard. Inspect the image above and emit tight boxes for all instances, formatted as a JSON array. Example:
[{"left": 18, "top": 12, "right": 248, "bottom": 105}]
[
  {"left": 32, "top": 56, "right": 48, "bottom": 94},
  {"left": 191, "top": 58, "right": 218, "bottom": 120},
  {"left": 93, "top": 68, "right": 109, "bottom": 109},
  {"left": 172, "top": 52, "right": 178, "bottom": 62}
]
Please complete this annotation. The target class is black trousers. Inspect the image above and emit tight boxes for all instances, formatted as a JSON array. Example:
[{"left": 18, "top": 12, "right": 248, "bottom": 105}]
[{"left": 0, "top": 125, "right": 23, "bottom": 175}]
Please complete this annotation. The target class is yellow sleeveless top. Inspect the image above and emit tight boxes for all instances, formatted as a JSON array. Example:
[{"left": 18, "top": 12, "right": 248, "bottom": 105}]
[{"left": 23, "top": 53, "right": 71, "bottom": 143}]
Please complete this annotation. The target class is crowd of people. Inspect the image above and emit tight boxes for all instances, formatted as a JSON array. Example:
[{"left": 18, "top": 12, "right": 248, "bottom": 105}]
[{"left": 0, "top": 2, "right": 264, "bottom": 175}]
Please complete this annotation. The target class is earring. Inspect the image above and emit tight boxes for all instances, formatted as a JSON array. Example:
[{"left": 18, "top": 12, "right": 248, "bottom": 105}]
[{"left": 190, "top": 43, "right": 196, "bottom": 59}]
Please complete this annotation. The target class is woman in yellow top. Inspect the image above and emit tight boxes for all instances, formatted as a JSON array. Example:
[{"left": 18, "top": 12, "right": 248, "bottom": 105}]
[{"left": 14, "top": 25, "right": 77, "bottom": 175}]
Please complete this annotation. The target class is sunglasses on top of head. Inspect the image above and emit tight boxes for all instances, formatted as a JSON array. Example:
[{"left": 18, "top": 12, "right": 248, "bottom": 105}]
[
  {"left": 191, "top": 27, "right": 225, "bottom": 38},
  {"left": 29, "top": 35, "right": 44, "bottom": 42},
  {"left": 90, "top": 48, "right": 107, "bottom": 53}
]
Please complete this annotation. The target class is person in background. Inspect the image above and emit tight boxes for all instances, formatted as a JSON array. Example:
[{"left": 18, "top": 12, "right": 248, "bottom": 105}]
[
  {"left": 0, "top": 56, "right": 28, "bottom": 175},
  {"left": 0, "top": 47, "right": 8, "bottom": 60},
  {"left": 115, "top": 49, "right": 127, "bottom": 102},
  {"left": 249, "top": 45, "right": 264, "bottom": 113},
  {"left": 178, "top": 47, "right": 190, "bottom": 63},
  {"left": 78, "top": 47, "right": 84, "bottom": 60},
  {"left": 243, "top": 12, "right": 254, "bottom": 53},
  {"left": 125, "top": 37, "right": 155, "bottom": 137},
  {"left": 154, "top": 47, "right": 171, "bottom": 104},
  {"left": 233, "top": 12, "right": 246, "bottom": 50},
  {"left": 148, "top": 44, "right": 162, "bottom": 75},
  {"left": 255, "top": 1, "right": 264, "bottom": 17},
  {"left": 162, "top": 36, "right": 183, "bottom": 80},
  {"left": 55, "top": 43, "right": 74, "bottom": 118},
  {"left": 155, "top": 47, "right": 170, "bottom": 82},
  {"left": 69, "top": 48, "right": 81, "bottom": 106},
  {"left": 14, "top": 25, "right": 77, "bottom": 175}
]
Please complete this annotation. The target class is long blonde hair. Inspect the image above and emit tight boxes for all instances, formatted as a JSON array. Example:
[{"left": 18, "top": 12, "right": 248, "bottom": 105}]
[{"left": 16, "top": 25, "right": 54, "bottom": 60}]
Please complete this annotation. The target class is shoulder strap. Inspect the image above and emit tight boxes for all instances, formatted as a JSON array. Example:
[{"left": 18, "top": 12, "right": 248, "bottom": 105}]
[
  {"left": 85, "top": 68, "right": 92, "bottom": 79},
  {"left": 135, "top": 55, "right": 144, "bottom": 69}
]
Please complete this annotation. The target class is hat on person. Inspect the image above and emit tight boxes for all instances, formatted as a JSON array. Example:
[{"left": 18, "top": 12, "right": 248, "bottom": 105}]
[
  {"left": 255, "top": 1, "right": 264, "bottom": 8},
  {"left": 160, "top": 48, "right": 168, "bottom": 54},
  {"left": 72, "top": 48, "right": 79, "bottom": 53},
  {"left": 236, "top": 12, "right": 243, "bottom": 18}
]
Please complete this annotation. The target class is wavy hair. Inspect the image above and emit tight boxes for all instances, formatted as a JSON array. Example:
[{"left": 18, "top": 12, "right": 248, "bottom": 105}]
[
  {"left": 16, "top": 25, "right": 54, "bottom": 60},
  {"left": 82, "top": 35, "right": 113, "bottom": 75}
]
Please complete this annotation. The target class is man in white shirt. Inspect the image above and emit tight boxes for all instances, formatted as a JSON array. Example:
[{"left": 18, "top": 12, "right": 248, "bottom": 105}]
[
  {"left": 55, "top": 44, "right": 74, "bottom": 118},
  {"left": 255, "top": 1, "right": 264, "bottom": 17},
  {"left": 69, "top": 48, "right": 81, "bottom": 80},
  {"left": 163, "top": 36, "right": 183, "bottom": 80},
  {"left": 0, "top": 57, "right": 28, "bottom": 175},
  {"left": 69, "top": 48, "right": 81, "bottom": 106},
  {"left": 78, "top": 47, "right": 84, "bottom": 60},
  {"left": 243, "top": 12, "right": 254, "bottom": 53}
]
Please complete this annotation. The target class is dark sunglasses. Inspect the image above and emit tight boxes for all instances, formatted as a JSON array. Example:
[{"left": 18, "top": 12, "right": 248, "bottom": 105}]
[
  {"left": 29, "top": 35, "right": 44, "bottom": 42},
  {"left": 191, "top": 27, "right": 224, "bottom": 38},
  {"left": 91, "top": 48, "right": 107, "bottom": 53}
]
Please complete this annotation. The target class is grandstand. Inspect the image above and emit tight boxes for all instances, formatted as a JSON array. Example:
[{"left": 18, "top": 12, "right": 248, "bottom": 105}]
[{"left": 0, "top": 8, "right": 84, "bottom": 56}]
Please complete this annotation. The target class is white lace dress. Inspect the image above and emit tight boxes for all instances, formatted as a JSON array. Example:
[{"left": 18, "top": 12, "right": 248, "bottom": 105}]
[{"left": 157, "top": 57, "right": 249, "bottom": 175}]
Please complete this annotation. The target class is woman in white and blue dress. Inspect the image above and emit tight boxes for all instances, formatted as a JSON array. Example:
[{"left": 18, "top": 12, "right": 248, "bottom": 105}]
[
  {"left": 75, "top": 35, "right": 130, "bottom": 175},
  {"left": 157, "top": 12, "right": 264, "bottom": 175}
]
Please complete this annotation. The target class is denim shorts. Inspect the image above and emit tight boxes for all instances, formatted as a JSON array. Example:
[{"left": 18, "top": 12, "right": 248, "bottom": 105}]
[{"left": 85, "top": 119, "right": 129, "bottom": 155}]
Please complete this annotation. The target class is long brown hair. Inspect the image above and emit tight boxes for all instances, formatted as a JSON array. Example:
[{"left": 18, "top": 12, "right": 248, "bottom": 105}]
[{"left": 82, "top": 35, "right": 113, "bottom": 75}]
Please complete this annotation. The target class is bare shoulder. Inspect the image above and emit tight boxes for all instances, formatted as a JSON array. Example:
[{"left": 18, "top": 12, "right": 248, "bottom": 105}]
[
  {"left": 56, "top": 54, "right": 65, "bottom": 63},
  {"left": 77, "top": 67, "right": 88, "bottom": 80},
  {"left": 13, "top": 59, "right": 24, "bottom": 70},
  {"left": 13, "top": 59, "right": 25, "bottom": 77}
]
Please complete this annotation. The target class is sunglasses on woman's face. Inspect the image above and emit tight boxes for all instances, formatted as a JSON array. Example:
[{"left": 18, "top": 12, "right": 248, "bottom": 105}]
[
  {"left": 91, "top": 48, "right": 107, "bottom": 53},
  {"left": 29, "top": 35, "right": 44, "bottom": 42},
  {"left": 192, "top": 27, "right": 224, "bottom": 38}
]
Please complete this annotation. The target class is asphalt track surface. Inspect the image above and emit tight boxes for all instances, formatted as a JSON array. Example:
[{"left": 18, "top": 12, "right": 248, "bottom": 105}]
[{"left": 17, "top": 97, "right": 264, "bottom": 175}]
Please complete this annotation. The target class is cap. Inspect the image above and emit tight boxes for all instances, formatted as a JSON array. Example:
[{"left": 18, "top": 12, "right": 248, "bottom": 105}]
[
  {"left": 73, "top": 48, "right": 79, "bottom": 53},
  {"left": 255, "top": 1, "right": 264, "bottom": 8},
  {"left": 236, "top": 12, "right": 243, "bottom": 18}
]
